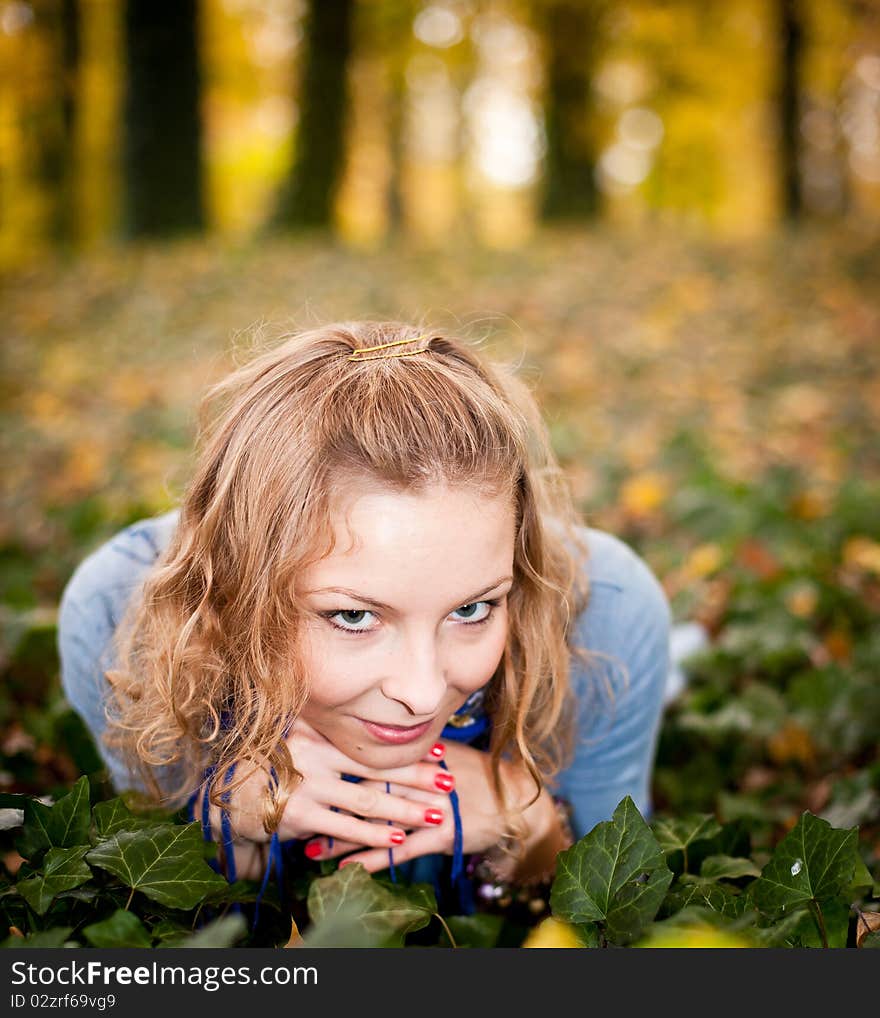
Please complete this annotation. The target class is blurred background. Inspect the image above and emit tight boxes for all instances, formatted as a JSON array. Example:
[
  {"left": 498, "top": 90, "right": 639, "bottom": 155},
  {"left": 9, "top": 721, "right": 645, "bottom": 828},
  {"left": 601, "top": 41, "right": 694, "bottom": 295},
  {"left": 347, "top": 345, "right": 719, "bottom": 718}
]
[{"left": 1, "top": 0, "right": 879, "bottom": 886}]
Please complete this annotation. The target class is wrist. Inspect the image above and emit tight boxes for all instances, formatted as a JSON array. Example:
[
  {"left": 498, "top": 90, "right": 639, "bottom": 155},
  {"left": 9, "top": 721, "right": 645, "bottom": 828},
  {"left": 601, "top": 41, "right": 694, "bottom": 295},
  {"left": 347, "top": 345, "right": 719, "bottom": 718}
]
[
  {"left": 478, "top": 791, "right": 573, "bottom": 886},
  {"left": 514, "top": 790, "right": 573, "bottom": 884}
]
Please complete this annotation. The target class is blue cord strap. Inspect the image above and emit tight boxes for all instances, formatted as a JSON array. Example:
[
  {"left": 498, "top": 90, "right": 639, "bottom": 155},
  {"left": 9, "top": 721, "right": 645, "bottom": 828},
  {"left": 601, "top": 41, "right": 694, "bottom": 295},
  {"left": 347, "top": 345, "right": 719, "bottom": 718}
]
[{"left": 252, "top": 766, "right": 286, "bottom": 929}]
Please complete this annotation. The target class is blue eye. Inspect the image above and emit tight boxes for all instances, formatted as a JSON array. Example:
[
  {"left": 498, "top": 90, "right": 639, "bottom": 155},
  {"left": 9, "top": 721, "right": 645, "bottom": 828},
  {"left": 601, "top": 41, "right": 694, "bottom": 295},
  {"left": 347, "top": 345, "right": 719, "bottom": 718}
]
[
  {"left": 325, "top": 609, "right": 375, "bottom": 633},
  {"left": 451, "top": 601, "right": 493, "bottom": 624},
  {"left": 322, "top": 599, "right": 501, "bottom": 636}
]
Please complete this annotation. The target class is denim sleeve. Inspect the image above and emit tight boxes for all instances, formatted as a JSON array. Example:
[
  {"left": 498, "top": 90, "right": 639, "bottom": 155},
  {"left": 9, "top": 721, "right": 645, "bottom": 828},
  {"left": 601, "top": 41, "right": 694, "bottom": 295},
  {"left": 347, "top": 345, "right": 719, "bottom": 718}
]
[
  {"left": 554, "top": 527, "right": 672, "bottom": 839},
  {"left": 56, "top": 510, "right": 181, "bottom": 793}
]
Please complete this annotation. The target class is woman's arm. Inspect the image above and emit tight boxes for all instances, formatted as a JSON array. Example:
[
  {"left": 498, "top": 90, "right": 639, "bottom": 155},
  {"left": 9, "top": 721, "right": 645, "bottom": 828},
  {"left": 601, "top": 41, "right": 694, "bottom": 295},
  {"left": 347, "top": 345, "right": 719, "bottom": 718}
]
[{"left": 554, "top": 527, "right": 672, "bottom": 838}]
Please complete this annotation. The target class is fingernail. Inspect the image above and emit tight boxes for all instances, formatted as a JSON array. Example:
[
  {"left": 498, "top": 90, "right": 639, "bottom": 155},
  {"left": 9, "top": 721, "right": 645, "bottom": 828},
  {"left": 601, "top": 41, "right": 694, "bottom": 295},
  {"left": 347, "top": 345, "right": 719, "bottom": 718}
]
[
  {"left": 390, "top": 830, "right": 406, "bottom": 845},
  {"left": 304, "top": 840, "right": 322, "bottom": 859},
  {"left": 339, "top": 859, "right": 356, "bottom": 869},
  {"left": 429, "top": 743, "right": 445, "bottom": 759},
  {"left": 425, "top": 808, "right": 443, "bottom": 825},
  {"left": 435, "top": 773, "right": 455, "bottom": 792}
]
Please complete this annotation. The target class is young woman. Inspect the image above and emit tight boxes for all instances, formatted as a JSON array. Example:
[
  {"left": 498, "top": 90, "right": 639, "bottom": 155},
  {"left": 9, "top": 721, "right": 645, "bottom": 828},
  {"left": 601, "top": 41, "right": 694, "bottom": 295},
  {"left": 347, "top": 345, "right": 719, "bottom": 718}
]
[{"left": 57, "top": 321, "right": 673, "bottom": 920}]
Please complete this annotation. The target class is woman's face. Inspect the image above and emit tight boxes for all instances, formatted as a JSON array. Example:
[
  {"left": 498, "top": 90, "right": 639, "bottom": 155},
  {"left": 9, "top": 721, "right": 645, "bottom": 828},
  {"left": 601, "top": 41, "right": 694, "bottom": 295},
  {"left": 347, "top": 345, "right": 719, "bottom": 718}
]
[{"left": 297, "top": 480, "right": 516, "bottom": 768}]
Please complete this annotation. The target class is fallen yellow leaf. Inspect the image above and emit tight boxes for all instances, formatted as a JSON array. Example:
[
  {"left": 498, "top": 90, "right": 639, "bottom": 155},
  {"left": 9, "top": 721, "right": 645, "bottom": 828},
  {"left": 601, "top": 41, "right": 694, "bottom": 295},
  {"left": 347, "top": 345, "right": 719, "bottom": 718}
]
[
  {"left": 521, "top": 916, "right": 583, "bottom": 949},
  {"left": 620, "top": 472, "right": 669, "bottom": 516},
  {"left": 843, "top": 537, "right": 880, "bottom": 576}
]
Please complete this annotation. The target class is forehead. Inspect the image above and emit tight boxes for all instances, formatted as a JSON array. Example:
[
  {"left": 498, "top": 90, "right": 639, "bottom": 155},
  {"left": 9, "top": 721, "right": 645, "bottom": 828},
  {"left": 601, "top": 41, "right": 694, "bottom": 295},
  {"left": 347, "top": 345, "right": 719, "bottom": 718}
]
[{"left": 302, "top": 482, "right": 516, "bottom": 598}]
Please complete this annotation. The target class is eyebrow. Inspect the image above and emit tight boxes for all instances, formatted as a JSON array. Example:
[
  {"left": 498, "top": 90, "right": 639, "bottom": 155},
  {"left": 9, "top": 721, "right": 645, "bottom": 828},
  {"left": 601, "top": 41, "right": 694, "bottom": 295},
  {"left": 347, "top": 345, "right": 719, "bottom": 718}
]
[{"left": 307, "top": 576, "right": 514, "bottom": 612}]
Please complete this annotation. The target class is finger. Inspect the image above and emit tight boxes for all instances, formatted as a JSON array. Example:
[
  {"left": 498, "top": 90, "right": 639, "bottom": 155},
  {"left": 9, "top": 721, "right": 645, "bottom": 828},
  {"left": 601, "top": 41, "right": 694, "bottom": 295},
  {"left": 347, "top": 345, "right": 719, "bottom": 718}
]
[
  {"left": 355, "top": 780, "right": 440, "bottom": 806},
  {"left": 323, "top": 757, "right": 457, "bottom": 797},
  {"left": 304, "top": 835, "right": 360, "bottom": 861},
  {"left": 323, "top": 777, "right": 449, "bottom": 830},
  {"left": 293, "top": 806, "right": 409, "bottom": 850},
  {"left": 339, "top": 828, "right": 452, "bottom": 873}
]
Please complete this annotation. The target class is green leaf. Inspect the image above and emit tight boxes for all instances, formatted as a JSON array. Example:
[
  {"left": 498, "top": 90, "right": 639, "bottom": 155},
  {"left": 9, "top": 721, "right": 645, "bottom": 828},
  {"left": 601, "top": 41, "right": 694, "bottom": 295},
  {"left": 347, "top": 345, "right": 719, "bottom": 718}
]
[
  {"left": 660, "top": 881, "right": 747, "bottom": 920},
  {"left": 86, "top": 822, "right": 228, "bottom": 909},
  {"left": 163, "top": 914, "right": 248, "bottom": 948},
  {"left": 16, "top": 846, "right": 92, "bottom": 916},
  {"left": 700, "top": 855, "right": 762, "bottom": 881},
  {"left": 306, "top": 863, "right": 436, "bottom": 947},
  {"left": 92, "top": 797, "right": 156, "bottom": 839},
  {"left": 651, "top": 813, "right": 722, "bottom": 858},
  {"left": 550, "top": 796, "right": 673, "bottom": 946},
  {"left": 444, "top": 914, "right": 504, "bottom": 948},
  {"left": 750, "top": 812, "right": 859, "bottom": 917},
  {"left": 16, "top": 776, "right": 91, "bottom": 861},
  {"left": 573, "top": 922, "right": 601, "bottom": 947},
  {"left": 1, "top": 927, "right": 75, "bottom": 948},
  {"left": 801, "top": 899, "right": 851, "bottom": 948},
  {"left": 847, "top": 855, "right": 874, "bottom": 899},
  {"left": 83, "top": 909, "right": 153, "bottom": 948}
]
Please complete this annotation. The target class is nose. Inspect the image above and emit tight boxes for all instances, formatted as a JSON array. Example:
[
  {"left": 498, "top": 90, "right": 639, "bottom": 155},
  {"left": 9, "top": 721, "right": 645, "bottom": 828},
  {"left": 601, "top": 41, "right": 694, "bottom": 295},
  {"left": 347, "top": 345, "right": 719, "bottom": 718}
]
[{"left": 379, "top": 635, "right": 448, "bottom": 718}]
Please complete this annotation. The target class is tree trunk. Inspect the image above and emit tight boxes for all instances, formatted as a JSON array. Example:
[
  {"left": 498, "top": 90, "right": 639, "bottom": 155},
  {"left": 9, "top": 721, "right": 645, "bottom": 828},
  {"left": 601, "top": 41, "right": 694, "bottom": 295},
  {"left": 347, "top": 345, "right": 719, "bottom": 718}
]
[
  {"left": 538, "top": 0, "right": 604, "bottom": 220},
  {"left": 123, "top": 0, "right": 204, "bottom": 237},
  {"left": 31, "top": 0, "right": 80, "bottom": 246},
  {"left": 777, "top": 0, "right": 804, "bottom": 220},
  {"left": 272, "top": 0, "right": 355, "bottom": 231}
]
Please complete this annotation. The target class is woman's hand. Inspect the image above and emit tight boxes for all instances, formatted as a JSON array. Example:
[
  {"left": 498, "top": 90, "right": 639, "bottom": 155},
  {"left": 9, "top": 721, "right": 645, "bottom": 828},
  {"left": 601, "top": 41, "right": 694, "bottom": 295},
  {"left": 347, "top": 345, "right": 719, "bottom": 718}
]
[
  {"left": 202, "top": 719, "right": 454, "bottom": 878},
  {"left": 304, "top": 741, "right": 567, "bottom": 879}
]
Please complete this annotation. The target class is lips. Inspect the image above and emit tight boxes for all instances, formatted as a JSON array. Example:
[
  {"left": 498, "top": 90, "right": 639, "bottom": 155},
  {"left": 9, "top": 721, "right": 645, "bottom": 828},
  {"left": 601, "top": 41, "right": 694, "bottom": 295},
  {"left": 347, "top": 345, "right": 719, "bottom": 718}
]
[{"left": 357, "top": 717, "right": 435, "bottom": 745}]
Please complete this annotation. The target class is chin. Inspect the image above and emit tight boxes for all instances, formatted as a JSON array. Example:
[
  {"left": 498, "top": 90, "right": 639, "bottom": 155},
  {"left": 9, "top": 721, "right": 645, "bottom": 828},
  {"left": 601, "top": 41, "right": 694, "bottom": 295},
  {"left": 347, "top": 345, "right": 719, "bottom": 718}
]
[{"left": 350, "top": 739, "right": 434, "bottom": 771}]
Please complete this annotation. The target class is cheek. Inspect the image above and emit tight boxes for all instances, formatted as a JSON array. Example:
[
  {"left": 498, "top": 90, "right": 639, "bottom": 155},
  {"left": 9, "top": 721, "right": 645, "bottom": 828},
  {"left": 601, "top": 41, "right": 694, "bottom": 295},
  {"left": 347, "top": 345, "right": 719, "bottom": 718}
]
[
  {"left": 300, "top": 630, "right": 375, "bottom": 707},
  {"left": 450, "top": 621, "right": 508, "bottom": 693}
]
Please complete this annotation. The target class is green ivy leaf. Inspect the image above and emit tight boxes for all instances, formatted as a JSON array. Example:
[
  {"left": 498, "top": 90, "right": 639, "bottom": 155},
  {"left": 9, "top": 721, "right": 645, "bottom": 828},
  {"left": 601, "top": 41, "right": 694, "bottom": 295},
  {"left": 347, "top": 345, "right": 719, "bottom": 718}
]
[
  {"left": 92, "top": 797, "right": 156, "bottom": 839},
  {"left": 444, "top": 913, "right": 504, "bottom": 948},
  {"left": 700, "top": 855, "right": 762, "bottom": 881},
  {"left": 847, "top": 855, "right": 874, "bottom": 899},
  {"left": 660, "top": 880, "right": 747, "bottom": 920},
  {"left": 163, "top": 914, "right": 248, "bottom": 948},
  {"left": 16, "top": 776, "right": 91, "bottom": 861},
  {"left": 86, "top": 822, "right": 228, "bottom": 909},
  {"left": 550, "top": 796, "right": 673, "bottom": 946},
  {"left": 306, "top": 863, "right": 436, "bottom": 947},
  {"left": 651, "top": 813, "right": 722, "bottom": 858},
  {"left": 16, "top": 846, "right": 92, "bottom": 916},
  {"left": 1, "top": 927, "right": 75, "bottom": 948},
  {"left": 573, "top": 922, "right": 601, "bottom": 947},
  {"left": 83, "top": 909, "right": 153, "bottom": 948},
  {"left": 750, "top": 812, "right": 859, "bottom": 917}
]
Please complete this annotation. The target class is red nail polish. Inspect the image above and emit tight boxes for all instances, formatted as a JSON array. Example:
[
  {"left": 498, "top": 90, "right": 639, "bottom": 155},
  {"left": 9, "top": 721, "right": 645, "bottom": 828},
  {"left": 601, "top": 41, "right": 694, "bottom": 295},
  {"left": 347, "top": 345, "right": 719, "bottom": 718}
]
[
  {"left": 435, "top": 773, "right": 455, "bottom": 792},
  {"left": 429, "top": 743, "right": 445, "bottom": 759},
  {"left": 390, "top": 830, "right": 406, "bottom": 845},
  {"left": 304, "top": 841, "right": 322, "bottom": 859},
  {"left": 425, "top": 808, "right": 443, "bottom": 825}
]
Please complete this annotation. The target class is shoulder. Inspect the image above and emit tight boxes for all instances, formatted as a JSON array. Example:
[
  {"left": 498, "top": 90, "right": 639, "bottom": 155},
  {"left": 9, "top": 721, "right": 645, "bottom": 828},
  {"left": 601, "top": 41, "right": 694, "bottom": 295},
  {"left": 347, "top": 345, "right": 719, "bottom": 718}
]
[
  {"left": 566, "top": 523, "right": 672, "bottom": 703},
  {"left": 575, "top": 524, "right": 671, "bottom": 633},
  {"left": 59, "top": 508, "right": 181, "bottom": 629}
]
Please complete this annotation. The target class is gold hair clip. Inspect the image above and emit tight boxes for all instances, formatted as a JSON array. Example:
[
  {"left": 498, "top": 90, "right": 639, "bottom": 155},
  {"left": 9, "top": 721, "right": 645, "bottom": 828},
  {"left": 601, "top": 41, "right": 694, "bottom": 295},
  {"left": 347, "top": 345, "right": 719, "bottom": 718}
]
[{"left": 348, "top": 335, "right": 430, "bottom": 362}]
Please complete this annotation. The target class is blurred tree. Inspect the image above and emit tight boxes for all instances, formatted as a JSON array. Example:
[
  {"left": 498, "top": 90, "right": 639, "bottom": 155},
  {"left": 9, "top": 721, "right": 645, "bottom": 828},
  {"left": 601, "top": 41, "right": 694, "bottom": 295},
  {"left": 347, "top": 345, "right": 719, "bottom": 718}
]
[
  {"left": 777, "top": 0, "right": 804, "bottom": 219},
  {"left": 371, "top": 1, "right": 416, "bottom": 234},
  {"left": 30, "top": 0, "right": 80, "bottom": 246},
  {"left": 534, "top": 0, "right": 608, "bottom": 219},
  {"left": 123, "top": 0, "right": 205, "bottom": 236},
  {"left": 272, "top": 0, "right": 355, "bottom": 230}
]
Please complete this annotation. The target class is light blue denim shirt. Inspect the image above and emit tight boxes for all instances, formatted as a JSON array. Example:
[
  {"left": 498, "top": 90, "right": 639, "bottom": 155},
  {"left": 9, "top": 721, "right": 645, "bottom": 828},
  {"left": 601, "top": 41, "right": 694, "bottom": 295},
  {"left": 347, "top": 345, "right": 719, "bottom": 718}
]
[{"left": 57, "top": 508, "right": 672, "bottom": 840}]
